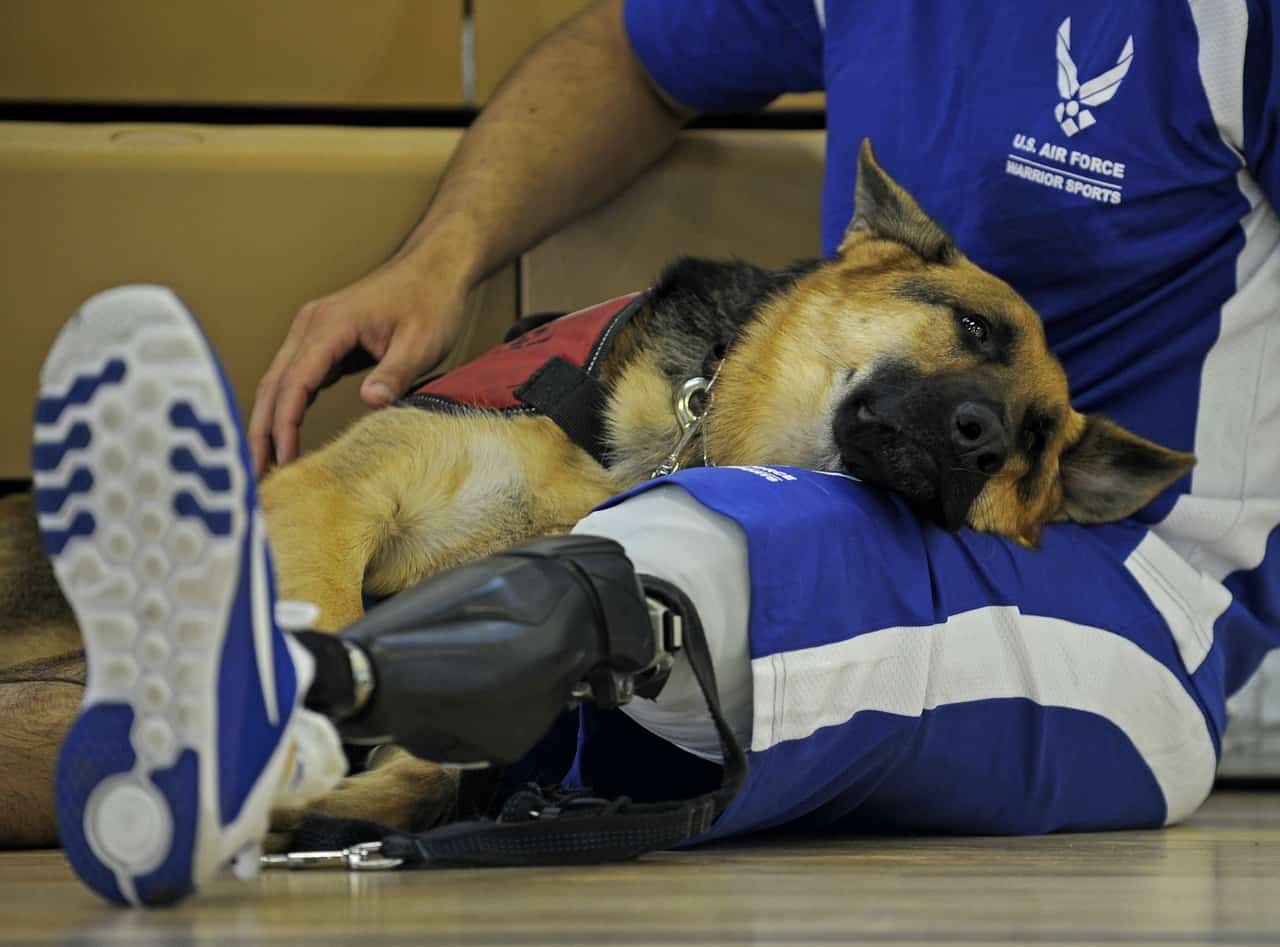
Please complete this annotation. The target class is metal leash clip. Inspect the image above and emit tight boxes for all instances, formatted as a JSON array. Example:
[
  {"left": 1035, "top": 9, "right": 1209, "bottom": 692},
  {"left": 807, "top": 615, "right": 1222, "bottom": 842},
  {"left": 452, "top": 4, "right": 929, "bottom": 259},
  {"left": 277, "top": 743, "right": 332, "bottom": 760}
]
[
  {"left": 259, "top": 840, "right": 403, "bottom": 872},
  {"left": 651, "top": 375, "right": 713, "bottom": 478}
]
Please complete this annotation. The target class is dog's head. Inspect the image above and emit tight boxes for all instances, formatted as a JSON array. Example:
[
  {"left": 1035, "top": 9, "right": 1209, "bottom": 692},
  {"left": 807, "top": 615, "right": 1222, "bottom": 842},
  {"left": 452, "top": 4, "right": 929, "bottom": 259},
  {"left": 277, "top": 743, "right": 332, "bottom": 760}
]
[{"left": 717, "top": 140, "right": 1193, "bottom": 545}]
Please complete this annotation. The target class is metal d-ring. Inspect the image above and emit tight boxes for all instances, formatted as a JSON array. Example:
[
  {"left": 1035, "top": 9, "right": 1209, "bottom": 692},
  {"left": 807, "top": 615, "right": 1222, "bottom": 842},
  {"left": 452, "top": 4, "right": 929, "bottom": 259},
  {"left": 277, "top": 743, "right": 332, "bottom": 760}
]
[
  {"left": 674, "top": 376, "right": 711, "bottom": 431},
  {"left": 650, "top": 375, "right": 716, "bottom": 479}
]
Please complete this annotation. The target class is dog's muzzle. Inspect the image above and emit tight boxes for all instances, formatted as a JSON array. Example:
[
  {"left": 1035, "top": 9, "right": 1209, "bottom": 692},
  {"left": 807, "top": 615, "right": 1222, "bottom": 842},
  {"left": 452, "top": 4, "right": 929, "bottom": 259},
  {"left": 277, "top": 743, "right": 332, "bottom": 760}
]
[{"left": 832, "top": 365, "right": 1010, "bottom": 531}]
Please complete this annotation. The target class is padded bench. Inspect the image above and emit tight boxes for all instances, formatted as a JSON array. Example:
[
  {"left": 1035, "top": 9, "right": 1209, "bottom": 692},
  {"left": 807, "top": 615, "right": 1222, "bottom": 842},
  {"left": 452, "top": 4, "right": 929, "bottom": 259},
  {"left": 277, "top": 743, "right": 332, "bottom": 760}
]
[
  {"left": 0, "top": 123, "right": 824, "bottom": 477},
  {"left": 0, "top": 122, "right": 516, "bottom": 476},
  {"left": 0, "top": 0, "right": 463, "bottom": 106}
]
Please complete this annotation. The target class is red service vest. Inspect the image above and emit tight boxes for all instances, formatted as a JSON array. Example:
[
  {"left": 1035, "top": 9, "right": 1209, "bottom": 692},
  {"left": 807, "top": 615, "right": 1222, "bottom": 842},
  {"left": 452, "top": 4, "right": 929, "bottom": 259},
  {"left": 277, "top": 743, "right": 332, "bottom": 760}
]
[{"left": 403, "top": 292, "right": 645, "bottom": 464}]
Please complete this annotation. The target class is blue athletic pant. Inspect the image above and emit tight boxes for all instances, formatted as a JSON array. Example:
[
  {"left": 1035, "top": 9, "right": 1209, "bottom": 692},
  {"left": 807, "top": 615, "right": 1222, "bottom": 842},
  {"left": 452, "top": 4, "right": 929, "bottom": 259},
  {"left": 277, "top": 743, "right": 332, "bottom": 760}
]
[{"left": 557, "top": 466, "right": 1229, "bottom": 839}]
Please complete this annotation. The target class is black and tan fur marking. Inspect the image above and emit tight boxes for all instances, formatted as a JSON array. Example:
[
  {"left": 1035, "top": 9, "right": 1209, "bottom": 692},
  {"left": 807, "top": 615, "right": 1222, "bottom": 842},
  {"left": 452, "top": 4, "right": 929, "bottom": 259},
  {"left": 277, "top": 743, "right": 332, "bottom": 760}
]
[{"left": 0, "top": 140, "right": 1194, "bottom": 843}]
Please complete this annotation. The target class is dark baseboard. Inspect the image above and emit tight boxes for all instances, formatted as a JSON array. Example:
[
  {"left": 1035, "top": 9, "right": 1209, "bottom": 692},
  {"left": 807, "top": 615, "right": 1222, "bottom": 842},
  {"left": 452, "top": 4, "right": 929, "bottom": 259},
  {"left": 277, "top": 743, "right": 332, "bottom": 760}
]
[
  {"left": 0, "top": 479, "right": 31, "bottom": 499},
  {"left": 0, "top": 100, "right": 824, "bottom": 131}
]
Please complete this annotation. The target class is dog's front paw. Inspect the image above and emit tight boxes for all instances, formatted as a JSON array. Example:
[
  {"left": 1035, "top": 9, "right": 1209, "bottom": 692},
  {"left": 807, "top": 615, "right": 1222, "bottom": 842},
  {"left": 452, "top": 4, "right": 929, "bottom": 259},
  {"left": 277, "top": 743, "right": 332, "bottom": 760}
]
[{"left": 266, "top": 747, "right": 460, "bottom": 852}]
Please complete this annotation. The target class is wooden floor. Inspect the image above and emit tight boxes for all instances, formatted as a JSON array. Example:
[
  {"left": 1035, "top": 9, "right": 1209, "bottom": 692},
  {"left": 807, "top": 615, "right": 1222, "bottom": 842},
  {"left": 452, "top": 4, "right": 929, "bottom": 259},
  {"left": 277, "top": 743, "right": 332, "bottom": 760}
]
[{"left": 2, "top": 790, "right": 1277, "bottom": 946}]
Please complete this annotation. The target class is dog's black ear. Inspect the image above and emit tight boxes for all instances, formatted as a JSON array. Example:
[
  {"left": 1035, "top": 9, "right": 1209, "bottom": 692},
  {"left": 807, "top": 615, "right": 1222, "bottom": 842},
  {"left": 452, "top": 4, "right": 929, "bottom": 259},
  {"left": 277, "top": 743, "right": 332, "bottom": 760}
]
[
  {"left": 843, "top": 139, "right": 957, "bottom": 264},
  {"left": 1057, "top": 414, "right": 1196, "bottom": 524}
]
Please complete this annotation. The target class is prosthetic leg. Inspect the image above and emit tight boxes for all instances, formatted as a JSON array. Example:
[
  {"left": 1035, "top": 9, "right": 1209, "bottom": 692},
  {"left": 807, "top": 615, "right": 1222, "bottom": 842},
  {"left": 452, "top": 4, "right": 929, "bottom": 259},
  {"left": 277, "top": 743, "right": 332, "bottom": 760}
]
[{"left": 289, "top": 535, "right": 745, "bottom": 868}]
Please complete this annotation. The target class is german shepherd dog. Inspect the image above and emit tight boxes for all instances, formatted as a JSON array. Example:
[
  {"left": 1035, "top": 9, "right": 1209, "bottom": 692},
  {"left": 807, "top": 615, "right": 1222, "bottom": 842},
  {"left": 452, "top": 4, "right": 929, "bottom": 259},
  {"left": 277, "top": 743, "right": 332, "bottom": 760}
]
[{"left": 0, "top": 141, "right": 1193, "bottom": 842}]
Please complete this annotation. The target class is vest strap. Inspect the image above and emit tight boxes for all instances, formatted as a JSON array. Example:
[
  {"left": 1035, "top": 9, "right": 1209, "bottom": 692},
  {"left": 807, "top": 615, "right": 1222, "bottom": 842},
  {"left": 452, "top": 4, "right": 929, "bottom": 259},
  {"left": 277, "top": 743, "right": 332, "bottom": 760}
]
[{"left": 514, "top": 356, "right": 611, "bottom": 466}]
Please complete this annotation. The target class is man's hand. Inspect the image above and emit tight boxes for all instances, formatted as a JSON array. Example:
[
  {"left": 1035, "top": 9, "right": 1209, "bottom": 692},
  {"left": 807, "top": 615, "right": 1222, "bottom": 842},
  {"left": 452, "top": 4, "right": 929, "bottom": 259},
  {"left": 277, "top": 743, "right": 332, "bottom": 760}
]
[
  {"left": 249, "top": 260, "right": 466, "bottom": 477},
  {"left": 248, "top": 0, "right": 690, "bottom": 478}
]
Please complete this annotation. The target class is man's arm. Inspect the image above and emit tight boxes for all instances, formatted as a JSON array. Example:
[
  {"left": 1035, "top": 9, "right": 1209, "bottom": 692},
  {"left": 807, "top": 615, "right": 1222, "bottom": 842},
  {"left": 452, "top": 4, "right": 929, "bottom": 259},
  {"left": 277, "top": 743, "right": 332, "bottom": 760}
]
[
  {"left": 249, "top": 0, "right": 695, "bottom": 474},
  {"left": 393, "top": 0, "right": 696, "bottom": 295}
]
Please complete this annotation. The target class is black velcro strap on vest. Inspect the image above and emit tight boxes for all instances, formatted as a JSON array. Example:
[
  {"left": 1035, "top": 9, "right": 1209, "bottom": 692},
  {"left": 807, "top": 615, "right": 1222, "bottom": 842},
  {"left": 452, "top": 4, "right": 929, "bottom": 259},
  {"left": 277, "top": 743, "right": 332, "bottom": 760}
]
[{"left": 514, "top": 356, "right": 611, "bottom": 466}]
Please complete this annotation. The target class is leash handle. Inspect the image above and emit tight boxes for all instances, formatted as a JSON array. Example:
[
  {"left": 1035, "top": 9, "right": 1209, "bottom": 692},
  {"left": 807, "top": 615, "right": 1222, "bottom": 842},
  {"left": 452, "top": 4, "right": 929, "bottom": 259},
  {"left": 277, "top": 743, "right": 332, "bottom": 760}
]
[{"left": 379, "top": 575, "right": 747, "bottom": 869}]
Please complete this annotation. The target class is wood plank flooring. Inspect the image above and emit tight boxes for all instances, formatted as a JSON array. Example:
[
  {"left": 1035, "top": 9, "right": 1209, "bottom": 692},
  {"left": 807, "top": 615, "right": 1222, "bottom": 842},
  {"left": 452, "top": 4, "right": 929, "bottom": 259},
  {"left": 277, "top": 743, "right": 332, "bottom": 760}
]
[{"left": 2, "top": 790, "right": 1277, "bottom": 946}]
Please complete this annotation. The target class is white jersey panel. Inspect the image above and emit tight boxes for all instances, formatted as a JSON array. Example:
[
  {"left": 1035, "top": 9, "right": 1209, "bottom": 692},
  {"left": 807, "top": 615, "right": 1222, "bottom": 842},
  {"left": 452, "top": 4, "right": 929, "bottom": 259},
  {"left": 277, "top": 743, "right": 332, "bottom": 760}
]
[{"left": 749, "top": 606, "right": 1218, "bottom": 824}]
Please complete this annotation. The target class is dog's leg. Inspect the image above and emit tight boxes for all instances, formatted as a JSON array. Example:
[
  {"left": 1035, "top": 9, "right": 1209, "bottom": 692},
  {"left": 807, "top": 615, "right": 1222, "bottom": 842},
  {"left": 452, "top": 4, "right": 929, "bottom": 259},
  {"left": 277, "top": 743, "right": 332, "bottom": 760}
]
[
  {"left": 0, "top": 647, "right": 86, "bottom": 847},
  {"left": 262, "top": 407, "right": 620, "bottom": 630},
  {"left": 360, "top": 411, "right": 622, "bottom": 595},
  {"left": 259, "top": 460, "right": 377, "bottom": 632},
  {"left": 0, "top": 494, "right": 82, "bottom": 669},
  {"left": 263, "top": 408, "right": 620, "bottom": 840},
  {"left": 265, "top": 747, "right": 458, "bottom": 851}
]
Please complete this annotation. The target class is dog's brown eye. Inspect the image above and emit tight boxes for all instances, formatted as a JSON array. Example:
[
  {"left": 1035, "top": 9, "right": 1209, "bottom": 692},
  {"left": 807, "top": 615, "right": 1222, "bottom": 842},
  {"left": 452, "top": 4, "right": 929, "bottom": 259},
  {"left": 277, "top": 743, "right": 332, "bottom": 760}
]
[{"left": 959, "top": 313, "right": 989, "bottom": 341}]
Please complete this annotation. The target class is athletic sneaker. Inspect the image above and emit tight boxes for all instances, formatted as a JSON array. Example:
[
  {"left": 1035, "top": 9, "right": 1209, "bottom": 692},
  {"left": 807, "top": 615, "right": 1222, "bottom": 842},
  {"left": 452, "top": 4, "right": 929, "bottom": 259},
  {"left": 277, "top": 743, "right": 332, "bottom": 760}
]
[{"left": 33, "top": 286, "right": 311, "bottom": 906}]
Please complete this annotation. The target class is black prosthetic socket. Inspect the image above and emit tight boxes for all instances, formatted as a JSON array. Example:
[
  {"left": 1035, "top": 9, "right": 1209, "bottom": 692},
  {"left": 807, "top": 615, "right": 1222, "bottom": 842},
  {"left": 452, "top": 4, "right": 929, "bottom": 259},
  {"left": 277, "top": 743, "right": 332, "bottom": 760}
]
[
  {"left": 335, "top": 535, "right": 663, "bottom": 767},
  {"left": 292, "top": 630, "right": 358, "bottom": 718}
]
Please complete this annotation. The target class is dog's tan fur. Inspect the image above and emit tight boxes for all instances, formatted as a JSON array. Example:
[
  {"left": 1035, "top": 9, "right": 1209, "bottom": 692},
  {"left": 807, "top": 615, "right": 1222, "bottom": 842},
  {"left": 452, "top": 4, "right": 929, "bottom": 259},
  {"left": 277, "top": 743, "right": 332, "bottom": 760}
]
[
  {"left": 260, "top": 411, "right": 620, "bottom": 631},
  {"left": 0, "top": 142, "right": 1195, "bottom": 843}
]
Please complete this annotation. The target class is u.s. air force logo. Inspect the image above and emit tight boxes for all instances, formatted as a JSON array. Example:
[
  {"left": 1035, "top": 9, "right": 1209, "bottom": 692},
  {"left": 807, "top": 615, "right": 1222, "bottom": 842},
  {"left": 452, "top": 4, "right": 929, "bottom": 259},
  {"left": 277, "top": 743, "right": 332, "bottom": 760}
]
[
  {"left": 1005, "top": 17, "right": 1134, "bottom": 206},
  {"left": 1054, "top": 17, "right": 1134, "bottom": 137}
]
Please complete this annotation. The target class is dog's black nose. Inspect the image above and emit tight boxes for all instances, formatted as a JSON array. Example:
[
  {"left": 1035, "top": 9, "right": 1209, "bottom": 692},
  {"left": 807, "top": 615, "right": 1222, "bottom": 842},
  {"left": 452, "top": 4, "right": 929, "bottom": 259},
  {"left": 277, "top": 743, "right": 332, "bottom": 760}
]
[{"left": 951, "top": 402, "right": 1008, "bottom": 475}]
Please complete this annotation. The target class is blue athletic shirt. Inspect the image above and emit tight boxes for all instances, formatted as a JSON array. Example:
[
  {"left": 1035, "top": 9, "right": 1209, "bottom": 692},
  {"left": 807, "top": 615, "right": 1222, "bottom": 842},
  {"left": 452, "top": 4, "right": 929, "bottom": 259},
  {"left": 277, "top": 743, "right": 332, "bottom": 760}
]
[{"left": 623, "top": 0, "right": 1280, "bottom": 697}]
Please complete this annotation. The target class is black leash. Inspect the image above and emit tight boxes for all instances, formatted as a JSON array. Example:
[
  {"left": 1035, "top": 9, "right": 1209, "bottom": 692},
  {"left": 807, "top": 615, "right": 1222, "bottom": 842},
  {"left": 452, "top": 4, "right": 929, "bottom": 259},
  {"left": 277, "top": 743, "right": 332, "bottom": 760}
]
[{"left": 282, "top": 576, "right": 747, "bottom": 869}]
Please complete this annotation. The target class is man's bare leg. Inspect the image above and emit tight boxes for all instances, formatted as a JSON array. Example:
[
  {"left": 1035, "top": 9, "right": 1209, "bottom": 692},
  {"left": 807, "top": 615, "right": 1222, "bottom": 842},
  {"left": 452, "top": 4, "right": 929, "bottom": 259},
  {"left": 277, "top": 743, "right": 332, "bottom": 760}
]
[{"left": 0, "top": 651, "right": 84, "bottom": 848}]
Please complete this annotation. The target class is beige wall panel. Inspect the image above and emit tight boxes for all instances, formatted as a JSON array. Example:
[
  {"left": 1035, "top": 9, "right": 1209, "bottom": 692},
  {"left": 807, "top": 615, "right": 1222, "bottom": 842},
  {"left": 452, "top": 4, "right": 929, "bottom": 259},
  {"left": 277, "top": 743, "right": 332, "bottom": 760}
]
[
  {"left": 0, "top": 122, "right": 516, "bottom": 479},
  {"left": 473, "top": 0, "right": 824, "bottom": 111},
  {"left": 473, "top": 0, "right": 587, "bottom": 103},
  {"left": 773, "top": 92, "right": 826, "bottom": 111},
  {"left": 520, "top": 130, "right": 825, "bottom": 313},
  {"left": 0, "top": 1, "right": 463, "bottom": 106}
]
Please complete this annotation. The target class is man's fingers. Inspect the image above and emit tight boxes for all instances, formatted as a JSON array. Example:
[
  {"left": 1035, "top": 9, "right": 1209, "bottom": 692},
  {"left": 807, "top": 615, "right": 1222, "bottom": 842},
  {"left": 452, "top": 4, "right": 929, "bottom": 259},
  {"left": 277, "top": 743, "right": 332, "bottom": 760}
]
[
  {"left": 361, "top": 328, "right": 433, "bottom": 408},
  {"left": 249, "top": 275, "right": 461, "bottom": 473},
  {"left": 269, "top": 382, "right": 308, "bottom": 468},
  {"left": 249, "top": 305, "right": 319, "bottom": 476},
  {"left": 269, "top": 333, "right": 355, "bottom": 467},
  {"left": 250, "top": 363, "right": 290, "bottom": 477},
  {"left": 257, "top": 302, "right": 354, "bottom": 470},
  {"left": 248, "top": 394, "right": 274, "bottom": 477},
  {"left": 270, "top": 366, "right": 322, "bottom": 469}
]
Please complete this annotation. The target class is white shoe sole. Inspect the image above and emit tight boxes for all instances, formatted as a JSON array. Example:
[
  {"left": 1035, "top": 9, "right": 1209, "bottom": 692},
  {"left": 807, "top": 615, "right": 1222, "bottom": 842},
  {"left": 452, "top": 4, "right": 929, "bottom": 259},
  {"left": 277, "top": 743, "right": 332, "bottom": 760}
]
[{"left": 36, "top": 286, "right": 295, "bottom": 905}]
